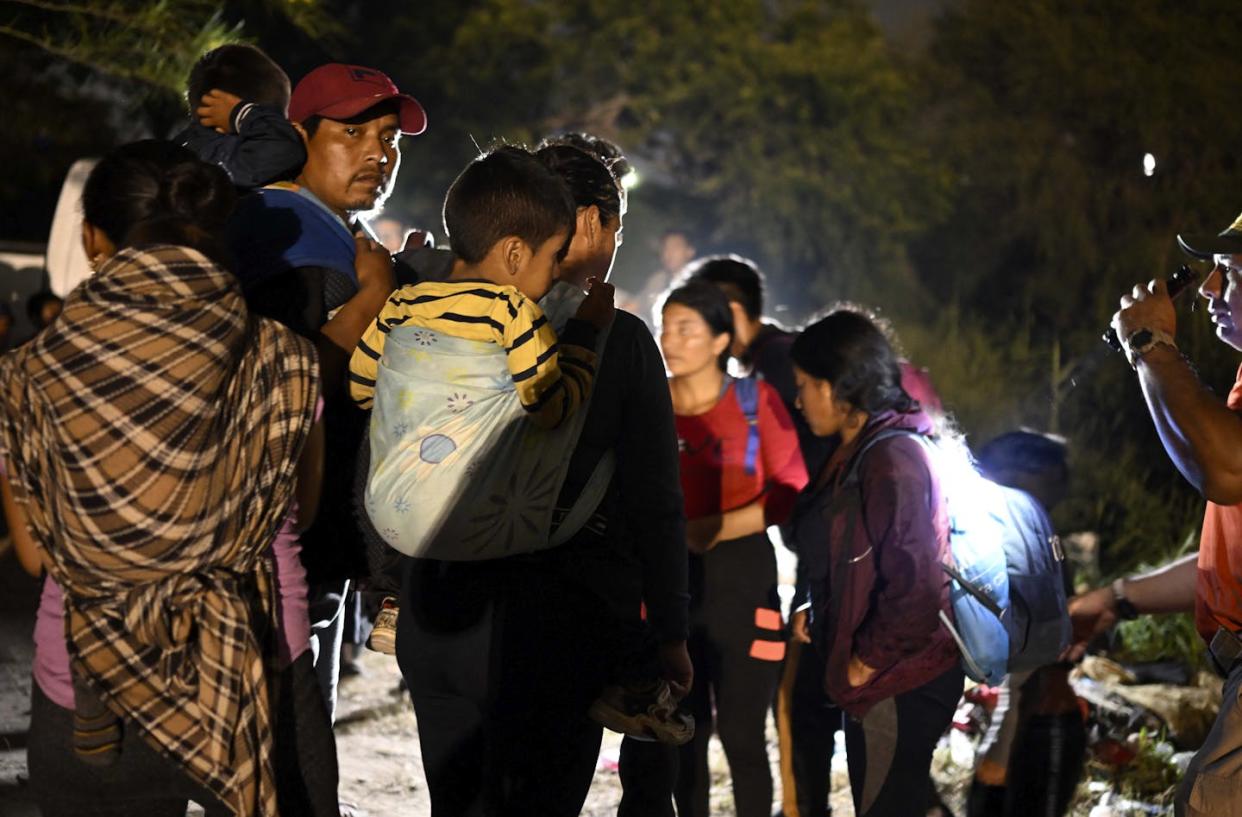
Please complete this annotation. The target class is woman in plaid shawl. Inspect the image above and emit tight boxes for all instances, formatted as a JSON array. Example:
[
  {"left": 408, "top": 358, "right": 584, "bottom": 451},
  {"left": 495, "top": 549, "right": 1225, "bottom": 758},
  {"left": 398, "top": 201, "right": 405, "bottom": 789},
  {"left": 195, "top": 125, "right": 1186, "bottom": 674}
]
[{"left": 0, "top": 141, "right": 323, "bottom": 817}]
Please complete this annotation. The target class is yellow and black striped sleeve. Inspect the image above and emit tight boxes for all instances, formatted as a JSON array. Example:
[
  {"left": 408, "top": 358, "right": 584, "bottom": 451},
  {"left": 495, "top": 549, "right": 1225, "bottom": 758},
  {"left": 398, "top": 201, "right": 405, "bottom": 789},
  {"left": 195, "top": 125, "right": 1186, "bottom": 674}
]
[
  {"left": 500, "top": 295, "right": 599, "bottom": 430},
  {"left": 348, "top": 289, "right": 408, "bottom": 409}
]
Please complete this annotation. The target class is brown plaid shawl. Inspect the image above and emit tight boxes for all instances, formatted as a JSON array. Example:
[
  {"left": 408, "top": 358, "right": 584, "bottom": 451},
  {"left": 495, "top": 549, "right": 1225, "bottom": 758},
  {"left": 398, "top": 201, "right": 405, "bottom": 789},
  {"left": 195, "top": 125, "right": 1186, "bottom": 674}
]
[{"left": 0, "top": 245, "right": 318, "bottom": 817}]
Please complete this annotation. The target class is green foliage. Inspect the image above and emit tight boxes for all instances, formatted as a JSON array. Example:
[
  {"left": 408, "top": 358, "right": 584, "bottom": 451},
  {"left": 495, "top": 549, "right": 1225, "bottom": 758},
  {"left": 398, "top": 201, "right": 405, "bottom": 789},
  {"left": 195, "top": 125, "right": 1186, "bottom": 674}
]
[
  {"left": 2, "top": 0, "right": 1240, "bottom": 578},
  {"left": 340, "top": 0, "right": 947, "bottom": 308},
  {"left": 1118, "top": 728, "right": 1180, "bottom": 803},
  {"left": 0, "top": 1, "right": 334, "bottom": 92},
  {"left": 1114, "top": 613, "right": 1209, "bottom": 675},
  {"left": 905, "top": 0, "right": 1242, "bottom": 570}
]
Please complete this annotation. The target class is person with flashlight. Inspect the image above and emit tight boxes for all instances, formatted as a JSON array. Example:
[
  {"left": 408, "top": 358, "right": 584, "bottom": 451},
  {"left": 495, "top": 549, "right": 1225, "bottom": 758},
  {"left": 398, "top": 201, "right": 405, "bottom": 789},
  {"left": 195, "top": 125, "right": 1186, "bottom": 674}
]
[{"left": 1069, "top": 211, "right": 1242, "bottom": 817}]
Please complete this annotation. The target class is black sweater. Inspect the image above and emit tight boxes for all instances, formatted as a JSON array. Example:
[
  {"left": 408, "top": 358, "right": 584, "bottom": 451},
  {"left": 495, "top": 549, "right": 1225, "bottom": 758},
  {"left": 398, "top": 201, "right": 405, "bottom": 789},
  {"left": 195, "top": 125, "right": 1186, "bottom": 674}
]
[
  {"left": 549, "top": 311, "right": 690, "bottom": 642},
  {"left": 176, "top": 101, "right": 306, "bottom": 190}
]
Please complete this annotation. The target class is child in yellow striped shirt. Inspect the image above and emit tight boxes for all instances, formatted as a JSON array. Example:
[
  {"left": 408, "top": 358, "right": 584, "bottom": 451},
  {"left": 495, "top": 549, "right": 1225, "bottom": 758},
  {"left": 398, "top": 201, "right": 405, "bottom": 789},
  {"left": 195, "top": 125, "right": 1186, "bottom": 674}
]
[
  {"left": 349, "top": 277, "right": 611, "bottom": 425},
  {"left": 354, "top": 144, "right": 613, "bottom": 652},
  {"left": 349, "top": 147, "right": 613, "bottom": 422}
]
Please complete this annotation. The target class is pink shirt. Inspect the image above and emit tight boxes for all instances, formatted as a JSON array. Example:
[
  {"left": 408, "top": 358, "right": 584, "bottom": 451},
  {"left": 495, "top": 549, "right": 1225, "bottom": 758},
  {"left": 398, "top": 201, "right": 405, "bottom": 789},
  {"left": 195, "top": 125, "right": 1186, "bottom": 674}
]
[
  {"left": 31, "top": 516, "right": 311, "bottom": 711},
  {"left": 13, "top": 396, "right": 319, "bottom": 710}
]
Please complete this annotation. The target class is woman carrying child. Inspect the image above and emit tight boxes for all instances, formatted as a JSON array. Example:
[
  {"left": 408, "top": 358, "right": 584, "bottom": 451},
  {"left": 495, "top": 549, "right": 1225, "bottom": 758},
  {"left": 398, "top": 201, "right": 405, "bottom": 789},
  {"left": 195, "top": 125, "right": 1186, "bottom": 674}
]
[
  {"left": 659, "top": 279, "right": 809, "bottom": 817},
  {"left": 1, "top": 141, "right": 330, "bottom": 817},
  {"left": 788, "top": 307, "right": 963, "bottom": 817}
]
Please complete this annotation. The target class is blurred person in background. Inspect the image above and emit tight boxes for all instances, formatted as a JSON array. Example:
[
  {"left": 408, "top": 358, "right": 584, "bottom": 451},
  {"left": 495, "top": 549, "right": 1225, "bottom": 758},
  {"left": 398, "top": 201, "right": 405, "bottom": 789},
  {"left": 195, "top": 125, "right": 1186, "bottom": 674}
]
[
  {"left": 625, "top": 228, "right": 697, "bottom": 331},
  {"left": 966, "top": 431, "right": 1084, "bottom": 817},
  {"left": 660, "top": 279, "right": 808, "bottom": 817},
  {"left": 369, "top": 209, "right": 415, "bottom": 254}
]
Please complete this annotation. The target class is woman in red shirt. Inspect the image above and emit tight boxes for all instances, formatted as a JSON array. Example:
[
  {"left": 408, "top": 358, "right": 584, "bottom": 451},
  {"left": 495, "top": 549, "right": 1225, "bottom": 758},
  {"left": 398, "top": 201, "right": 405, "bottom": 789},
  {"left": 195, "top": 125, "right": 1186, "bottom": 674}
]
[{"left": 660, "top": 280, "right": 809, "bottom": 817}]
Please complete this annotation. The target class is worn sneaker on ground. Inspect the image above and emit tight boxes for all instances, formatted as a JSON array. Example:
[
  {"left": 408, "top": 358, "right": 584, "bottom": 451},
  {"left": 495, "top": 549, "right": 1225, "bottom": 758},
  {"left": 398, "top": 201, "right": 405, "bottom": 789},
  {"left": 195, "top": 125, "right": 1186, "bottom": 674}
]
[
  {"left": 365, "top": 596, "right": 398, "bottom": 655},
  {"left": 588, "top": 680, "right": 695, "bottom": 745}
]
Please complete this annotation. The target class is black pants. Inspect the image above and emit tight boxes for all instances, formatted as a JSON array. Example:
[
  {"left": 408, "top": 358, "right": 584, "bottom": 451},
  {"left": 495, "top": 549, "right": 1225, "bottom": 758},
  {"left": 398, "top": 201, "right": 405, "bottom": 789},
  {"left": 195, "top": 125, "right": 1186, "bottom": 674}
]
[
  {"left": 28, "top": 652, "right": 338, "bottom": 817},
  {"left": 1004, "top": 712, "right": 1087, "bottom": 817},
  {"left": 618, "top": 738, "right": 678, "bottom": 817},
  {"left": 675, "top": 533, "right": 783, "bottom": 817},
  {"left": 789, "top": 640, "right": 844, "bottom": 817},
  {"left": 843, "top": 663, "right": 964, "bottom": 817},
  {"left": 396, "top": 553, "right": 610, "bottom": 817},
  {"left": 308, "top": 577, "right": 350, "bottom": 723}
]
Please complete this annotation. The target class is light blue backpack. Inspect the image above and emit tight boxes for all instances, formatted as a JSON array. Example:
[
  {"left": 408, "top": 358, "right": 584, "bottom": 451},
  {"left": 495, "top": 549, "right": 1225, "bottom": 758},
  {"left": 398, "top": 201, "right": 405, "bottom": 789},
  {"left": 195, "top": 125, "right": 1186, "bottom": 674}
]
[{"left": 843, "top": 430, "right": 1070, "bottom": 684}]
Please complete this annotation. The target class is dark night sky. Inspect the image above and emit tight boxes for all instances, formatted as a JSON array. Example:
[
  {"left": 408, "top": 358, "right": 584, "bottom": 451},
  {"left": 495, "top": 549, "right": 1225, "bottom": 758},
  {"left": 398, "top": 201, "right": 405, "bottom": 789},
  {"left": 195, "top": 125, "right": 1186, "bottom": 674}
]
[{"left": 868, "top": 0, "right": 954, "bottom": 41}]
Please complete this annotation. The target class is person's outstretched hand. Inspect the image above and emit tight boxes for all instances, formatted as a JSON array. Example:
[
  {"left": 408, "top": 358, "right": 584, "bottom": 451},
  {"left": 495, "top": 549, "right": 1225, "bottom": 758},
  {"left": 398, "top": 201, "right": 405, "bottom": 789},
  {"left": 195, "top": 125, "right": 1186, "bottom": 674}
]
[
  {"left": 1061, "top": 586, "right": 1119, "bottom": 662},
  {"left": 659, "top": 640, "right": 694, "bottom": 700}
]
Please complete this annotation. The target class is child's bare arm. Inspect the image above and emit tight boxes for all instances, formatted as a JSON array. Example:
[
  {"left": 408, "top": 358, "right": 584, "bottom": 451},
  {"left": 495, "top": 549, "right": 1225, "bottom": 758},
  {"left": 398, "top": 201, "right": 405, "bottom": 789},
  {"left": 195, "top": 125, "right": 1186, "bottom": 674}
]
[{"left": 503, "top": 295, "right": 602, "bottom": 430}]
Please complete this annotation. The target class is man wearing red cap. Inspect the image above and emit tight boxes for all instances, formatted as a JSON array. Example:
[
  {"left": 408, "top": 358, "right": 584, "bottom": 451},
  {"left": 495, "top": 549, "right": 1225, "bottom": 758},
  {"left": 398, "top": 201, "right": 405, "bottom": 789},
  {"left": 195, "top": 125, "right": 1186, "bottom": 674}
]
[{"left": 227, "top": 64, "right": 426, "bottom": 739}]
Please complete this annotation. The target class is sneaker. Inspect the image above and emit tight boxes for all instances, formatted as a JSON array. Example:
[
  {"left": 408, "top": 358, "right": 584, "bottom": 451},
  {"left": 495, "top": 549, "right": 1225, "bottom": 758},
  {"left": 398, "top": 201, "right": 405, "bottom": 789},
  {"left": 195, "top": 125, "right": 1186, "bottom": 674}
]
[
  {"left": 588, "top": 680, "right": 695, "bottom": 745},
  {"left": 365, "top": 597, "right": 398, "bottom": 655}
]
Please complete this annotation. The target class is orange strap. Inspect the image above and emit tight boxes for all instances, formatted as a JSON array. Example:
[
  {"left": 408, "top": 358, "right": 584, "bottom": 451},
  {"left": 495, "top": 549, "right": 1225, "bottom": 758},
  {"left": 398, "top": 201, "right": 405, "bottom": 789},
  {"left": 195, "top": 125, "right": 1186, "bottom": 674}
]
[
  {"left": 754, "top": 607, "right": 783, "bottom": 630},
  {"left": 749, "top": 639, "right": 786, "bottom": 661},
  {"left": 777, "top": 640, "right": 802, "bottom": 817}
]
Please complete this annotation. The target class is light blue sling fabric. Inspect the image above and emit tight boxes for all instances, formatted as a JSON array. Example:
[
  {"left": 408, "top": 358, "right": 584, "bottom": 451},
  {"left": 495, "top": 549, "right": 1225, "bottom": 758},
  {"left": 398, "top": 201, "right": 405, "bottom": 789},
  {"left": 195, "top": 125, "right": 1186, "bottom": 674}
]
[{"left": 365, "top": 281, "right": 613, "bottom": 560}]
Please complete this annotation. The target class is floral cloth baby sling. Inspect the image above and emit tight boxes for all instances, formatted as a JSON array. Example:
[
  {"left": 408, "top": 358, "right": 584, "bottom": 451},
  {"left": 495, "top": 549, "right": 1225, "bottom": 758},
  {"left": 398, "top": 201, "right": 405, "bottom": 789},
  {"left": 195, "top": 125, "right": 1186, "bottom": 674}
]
[{"left": 365, "top": 282, "right": 614, "bottom": 560}]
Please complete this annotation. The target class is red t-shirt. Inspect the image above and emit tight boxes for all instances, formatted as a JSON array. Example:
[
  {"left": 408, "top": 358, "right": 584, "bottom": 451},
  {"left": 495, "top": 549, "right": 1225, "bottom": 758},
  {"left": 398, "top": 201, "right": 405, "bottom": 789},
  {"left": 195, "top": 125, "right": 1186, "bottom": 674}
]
[
  {"left": 675, "top": 379, "right": 808, "bottom": 524},
  {"left": 1196, "top": 364, "right": 1242, "bottom": 641}
]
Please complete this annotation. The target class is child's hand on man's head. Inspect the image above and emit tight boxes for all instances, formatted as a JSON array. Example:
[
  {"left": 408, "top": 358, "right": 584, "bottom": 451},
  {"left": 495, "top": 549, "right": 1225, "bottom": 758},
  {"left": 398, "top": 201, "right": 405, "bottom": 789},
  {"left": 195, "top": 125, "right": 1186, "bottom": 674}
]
[
  {"left": 573, "top": 277, "right": 615, "bottom": 331},
  {"left": 196, "top": 89, "right": 243, "bottom": 134}
]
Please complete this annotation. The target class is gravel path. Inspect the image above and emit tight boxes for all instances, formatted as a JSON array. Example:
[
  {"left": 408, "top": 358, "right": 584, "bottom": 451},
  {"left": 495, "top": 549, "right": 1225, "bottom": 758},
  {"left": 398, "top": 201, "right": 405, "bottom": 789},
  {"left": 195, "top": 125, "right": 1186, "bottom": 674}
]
[{"left": 333, "top": 649, "right": 867, "bottom": 817}]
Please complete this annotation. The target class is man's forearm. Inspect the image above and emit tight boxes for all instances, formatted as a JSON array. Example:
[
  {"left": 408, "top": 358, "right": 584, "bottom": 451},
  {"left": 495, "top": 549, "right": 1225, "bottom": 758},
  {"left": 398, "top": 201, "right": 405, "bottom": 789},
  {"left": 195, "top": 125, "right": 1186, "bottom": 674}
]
[
  {"left": 1118, "top": 552, "right": 1198, "bottom": 615},
  {"left": 1137, "top": 344, "right": 1242, "bottom": 503},
  {"left": 319, "top": 285, "right": 392, "bottom": 398}
]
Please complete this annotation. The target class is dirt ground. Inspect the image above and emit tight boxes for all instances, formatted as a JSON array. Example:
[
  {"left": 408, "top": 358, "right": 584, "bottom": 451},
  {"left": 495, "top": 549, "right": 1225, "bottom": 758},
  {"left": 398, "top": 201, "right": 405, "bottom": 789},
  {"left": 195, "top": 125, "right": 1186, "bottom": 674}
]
[{"left": 332, "top": 648, "right": 938, "bottom": 817}]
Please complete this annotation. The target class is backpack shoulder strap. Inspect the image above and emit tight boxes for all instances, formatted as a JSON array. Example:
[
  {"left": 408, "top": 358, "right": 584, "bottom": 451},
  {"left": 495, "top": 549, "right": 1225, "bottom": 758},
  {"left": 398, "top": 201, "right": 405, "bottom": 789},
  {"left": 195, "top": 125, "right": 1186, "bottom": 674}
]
[
  {"left": 732, "top": 376, "right": 762, "bottom": 476},
  {"left": 549, "top": 450, "right": 617, "bottom": 547},
  {"left": 840, "top": 428, "right": 922, "bottom": 487}
]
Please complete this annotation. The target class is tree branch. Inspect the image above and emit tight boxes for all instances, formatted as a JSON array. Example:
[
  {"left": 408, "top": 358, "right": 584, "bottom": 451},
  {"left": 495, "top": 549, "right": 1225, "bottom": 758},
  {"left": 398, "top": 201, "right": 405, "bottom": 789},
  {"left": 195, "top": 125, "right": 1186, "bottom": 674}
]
[{"left": 2, "top": 0, "right": 128, "bottom": 23}]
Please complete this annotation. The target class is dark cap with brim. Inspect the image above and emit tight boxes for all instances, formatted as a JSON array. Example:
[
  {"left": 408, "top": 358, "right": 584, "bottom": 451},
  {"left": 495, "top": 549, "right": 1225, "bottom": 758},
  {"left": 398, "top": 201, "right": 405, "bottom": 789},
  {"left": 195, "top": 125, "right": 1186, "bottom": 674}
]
[
  {"left": 290, "top": 63, "right": 427, "bottom": 135},
  {"left": 1178, "top": 212, "right": 1242, "bottom": 259}
]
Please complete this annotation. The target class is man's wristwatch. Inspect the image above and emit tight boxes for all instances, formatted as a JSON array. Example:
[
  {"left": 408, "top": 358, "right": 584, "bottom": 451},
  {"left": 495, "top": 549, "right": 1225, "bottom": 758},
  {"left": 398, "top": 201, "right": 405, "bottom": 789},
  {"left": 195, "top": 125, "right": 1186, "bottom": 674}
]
[
  {"left": 1123, "top": 327, "right": 1177, "bottom": 368},
  {"left": 1111, "top": 577, "right": 1140, "bottom": 621}
]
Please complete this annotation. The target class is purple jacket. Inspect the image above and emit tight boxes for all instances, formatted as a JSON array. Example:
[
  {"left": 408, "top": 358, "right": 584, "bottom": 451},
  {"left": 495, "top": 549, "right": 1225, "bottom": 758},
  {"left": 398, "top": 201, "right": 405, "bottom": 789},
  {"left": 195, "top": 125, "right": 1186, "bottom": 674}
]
[{"left": 798, "top": 409, "right": 958, "bottom": 717}]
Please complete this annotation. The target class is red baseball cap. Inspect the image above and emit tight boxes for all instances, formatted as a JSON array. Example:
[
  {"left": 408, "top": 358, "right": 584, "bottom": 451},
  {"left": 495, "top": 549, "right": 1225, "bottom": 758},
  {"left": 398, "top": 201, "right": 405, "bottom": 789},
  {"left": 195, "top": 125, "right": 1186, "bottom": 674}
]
[{"left": 289, "top": 63, "right": 427, "bottom": 135}]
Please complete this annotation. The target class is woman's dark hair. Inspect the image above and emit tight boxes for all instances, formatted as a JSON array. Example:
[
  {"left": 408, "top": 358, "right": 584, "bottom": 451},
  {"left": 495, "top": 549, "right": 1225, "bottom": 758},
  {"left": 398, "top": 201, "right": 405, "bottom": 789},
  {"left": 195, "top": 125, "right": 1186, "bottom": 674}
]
[
  {"left": 661, "top": 279, "right": 735, "bottom": 371},
  {"left": 535, "top": 138, "right": 624, "bottom": 226},
  {"left": 791, "top": 307, "right": 915, "bottom": 414},
  {"left": 186, "top": 44, "right": 291, "bottom": 113},
  {"left": 82, "top": 140, "right": 236, "bottom": 265}
]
